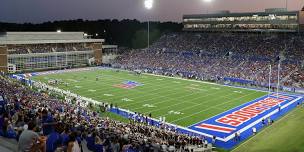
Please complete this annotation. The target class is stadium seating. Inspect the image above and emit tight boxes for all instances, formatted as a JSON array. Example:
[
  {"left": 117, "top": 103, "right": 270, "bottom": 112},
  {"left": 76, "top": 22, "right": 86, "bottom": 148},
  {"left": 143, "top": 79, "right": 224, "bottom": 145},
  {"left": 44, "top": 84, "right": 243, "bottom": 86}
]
[
  {"left": 3, "top": 32, "right": 304, "bottom": 151},
  {"left": 0, "top": 74, "right": 208, "bottom": 152},
  {"left": 114, "top": 32, "right": 304, "bottom": 89},
  {"left": 7, "top": 43, "right": 91, "bottom": 54}
]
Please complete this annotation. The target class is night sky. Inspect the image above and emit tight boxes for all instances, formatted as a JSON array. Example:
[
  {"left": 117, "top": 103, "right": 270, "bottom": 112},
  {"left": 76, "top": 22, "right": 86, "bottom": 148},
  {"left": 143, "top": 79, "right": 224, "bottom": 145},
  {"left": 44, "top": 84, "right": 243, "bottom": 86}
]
[{"left": 0, "top": 0, "right": 303, "bottom": 23}]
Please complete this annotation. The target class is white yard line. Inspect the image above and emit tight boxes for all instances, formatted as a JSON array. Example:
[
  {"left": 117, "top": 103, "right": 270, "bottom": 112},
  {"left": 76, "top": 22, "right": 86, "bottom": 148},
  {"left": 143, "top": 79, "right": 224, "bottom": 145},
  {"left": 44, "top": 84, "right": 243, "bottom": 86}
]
[
  {"left": 65, "top": 73, "right": 197, "bottom": 105},
  {"left": 160, "top": 92, "right": 243, "bottom": 118},
  {"left": 31, "top": 67, "right": 302, "bottom": 144},
  {"left": 142, "top": 73, "right": 269, "bottom": 93},
  {"left": 124, "top": 83, "right": 231, "bottom": 108},
  {"left": 141, "top": 85, "right": 238, "bottom": 113},
  {"left": 170, "top": 91, "right": 260, "bottom": 124},
  {"left": 37, "top": 68, "right": 265, "bottom": 125},
  {"left": 34, "top": 67, "right": 269, "bottom": 94},
  {"left": 57, "top": 72, "right": 229, "bottom": 110},
  {"left": 61, "top": 72, "right": 183, "bottom": 98},
  {"left": 38, "top": 69, "right": 263, "bottom": 105}
]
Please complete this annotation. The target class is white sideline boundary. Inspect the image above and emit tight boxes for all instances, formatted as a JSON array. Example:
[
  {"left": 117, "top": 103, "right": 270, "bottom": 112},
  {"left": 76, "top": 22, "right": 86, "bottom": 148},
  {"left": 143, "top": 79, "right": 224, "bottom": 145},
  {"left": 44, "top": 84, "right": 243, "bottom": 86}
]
[
  {"left": 223, "top": 96, "right": 302, "bottom": 142},
  {"left": 25, "top": 67, "right": 304, "bottom": 143},
  {"left": 139, "top": 71, "right": 303, "bottom": 96},
  {"left": 116, "top": 107, "right": 226, "bottom": 141},
  {"left": 170, "top": 91, "right": 259, "bottom": 123},
  {"left": 141, "top": 73, "right": 269, "bottom": 93},
  {"left": 230, "top": 104, "right": 299, "bottom": 152},
  {"left": 33, "top": 80, "right": 303, "bottom": 143},
  {"left": 30, "top": 80, "right": 226, "bottom": 140},
  {"left": 27, "top": 66, "right": 285, "bottom": 94}
]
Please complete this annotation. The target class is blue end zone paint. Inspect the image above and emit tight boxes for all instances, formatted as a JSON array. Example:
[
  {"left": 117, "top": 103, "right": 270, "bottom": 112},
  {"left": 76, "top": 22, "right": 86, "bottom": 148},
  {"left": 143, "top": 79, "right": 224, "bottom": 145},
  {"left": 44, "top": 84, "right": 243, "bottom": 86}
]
[
  {"left": 110, "top": 93, "right": 304, "bottom": 150},
  {"left": 14, "top": 69, "right": 304, "bottom": 150},
  {"left": 188, "top": 93, "right": 304, "bottom": 149}
]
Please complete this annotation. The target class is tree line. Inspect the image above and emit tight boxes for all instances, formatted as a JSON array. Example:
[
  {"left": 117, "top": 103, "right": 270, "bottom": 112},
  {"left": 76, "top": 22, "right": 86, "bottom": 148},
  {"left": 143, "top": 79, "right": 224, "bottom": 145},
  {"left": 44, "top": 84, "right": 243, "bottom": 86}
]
[{"left": 0, "top": 19, "right": 182, "bottom": 48}]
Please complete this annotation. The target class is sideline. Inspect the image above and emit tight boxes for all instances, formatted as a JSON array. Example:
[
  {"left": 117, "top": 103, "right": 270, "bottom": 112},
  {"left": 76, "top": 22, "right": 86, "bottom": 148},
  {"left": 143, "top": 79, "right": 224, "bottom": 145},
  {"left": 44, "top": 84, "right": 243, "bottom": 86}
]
[{"left": 231, "top": 107, "right": 300, "bottom": 152}]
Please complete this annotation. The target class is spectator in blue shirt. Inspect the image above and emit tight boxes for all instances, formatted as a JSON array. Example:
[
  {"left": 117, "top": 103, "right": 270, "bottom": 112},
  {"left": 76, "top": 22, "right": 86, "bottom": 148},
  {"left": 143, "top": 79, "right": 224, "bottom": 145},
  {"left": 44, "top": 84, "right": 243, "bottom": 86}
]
[
  {"left": 46, "top": 123, "right": 63, "bottom": 152},
  {"left": 42, "top": 109, "right": 55, "bottom": 136}
]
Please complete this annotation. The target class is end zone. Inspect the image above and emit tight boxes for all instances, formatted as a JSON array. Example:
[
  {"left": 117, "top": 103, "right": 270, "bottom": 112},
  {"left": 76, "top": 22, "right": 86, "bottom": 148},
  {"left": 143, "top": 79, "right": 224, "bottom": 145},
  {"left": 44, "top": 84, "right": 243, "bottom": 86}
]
[{"left": 188, "top": 93, "right": 304, "bottom": 149}]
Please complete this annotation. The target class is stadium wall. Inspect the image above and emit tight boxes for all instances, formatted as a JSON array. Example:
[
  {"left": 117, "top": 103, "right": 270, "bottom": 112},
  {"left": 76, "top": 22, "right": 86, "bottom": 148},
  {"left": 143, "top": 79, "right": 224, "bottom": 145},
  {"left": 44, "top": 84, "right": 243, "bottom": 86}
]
[
  {"left": 299, "top": 10, "right": 304, "bottom": 31},
  {"left": 91, "top": 43, "right": 103, "bottom": 65},
  {"left": 0, "top": 46, "right": 8, "bottom": 73}
]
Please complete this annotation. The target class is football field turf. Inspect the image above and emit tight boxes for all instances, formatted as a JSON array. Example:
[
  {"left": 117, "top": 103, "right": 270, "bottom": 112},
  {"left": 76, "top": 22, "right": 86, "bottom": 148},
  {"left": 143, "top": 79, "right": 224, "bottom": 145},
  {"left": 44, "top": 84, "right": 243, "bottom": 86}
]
[
  {"left": 32, "top": 68, "right": 267, "bottom": 127},
  {"left": 232, "top": 106, "right": 304, "bottom": 152}
]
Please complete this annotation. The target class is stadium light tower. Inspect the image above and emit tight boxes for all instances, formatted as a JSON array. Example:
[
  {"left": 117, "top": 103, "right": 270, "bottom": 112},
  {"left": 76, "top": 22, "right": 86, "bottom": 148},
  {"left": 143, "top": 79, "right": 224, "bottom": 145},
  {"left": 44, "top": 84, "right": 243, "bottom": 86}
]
[
  {"left": 285, "top": 0, "right": 288, "bottom": 10},
  {"left": 144, "top": 0, "right": 153, "bottom": 48},
  {"left": 202, "top": 0, "right": 213, "bottom": 14},
  {"left": 144, "top": 0, "right": 153, "bottom": 10},
  {"left": 203, "top": 0, "right": 212, "bottom": 2}
]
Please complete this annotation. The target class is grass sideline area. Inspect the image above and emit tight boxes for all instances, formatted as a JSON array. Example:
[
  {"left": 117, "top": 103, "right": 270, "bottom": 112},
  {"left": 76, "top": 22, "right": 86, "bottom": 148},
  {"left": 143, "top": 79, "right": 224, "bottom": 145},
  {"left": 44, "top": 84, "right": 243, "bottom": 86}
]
[
  {"left": 232, "top": 106, "right": 304, "bottom": 152},
  {"left": 32, "top": 68, "right": 267, "bottom": 127}
]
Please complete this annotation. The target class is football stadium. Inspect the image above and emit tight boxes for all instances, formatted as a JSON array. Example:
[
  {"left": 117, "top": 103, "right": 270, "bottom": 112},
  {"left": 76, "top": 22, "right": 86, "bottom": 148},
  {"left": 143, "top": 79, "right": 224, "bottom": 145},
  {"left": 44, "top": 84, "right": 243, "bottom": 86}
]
[{"left": 1, "top": 1, "right": 304, "bottom": 152}]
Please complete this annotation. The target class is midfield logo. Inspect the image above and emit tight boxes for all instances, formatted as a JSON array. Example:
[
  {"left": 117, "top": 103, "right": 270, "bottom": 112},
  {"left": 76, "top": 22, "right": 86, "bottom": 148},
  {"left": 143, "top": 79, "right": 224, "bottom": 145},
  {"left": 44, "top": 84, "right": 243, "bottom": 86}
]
[{"left": 113, "top": 81, "right": 143, "bottom": 89}]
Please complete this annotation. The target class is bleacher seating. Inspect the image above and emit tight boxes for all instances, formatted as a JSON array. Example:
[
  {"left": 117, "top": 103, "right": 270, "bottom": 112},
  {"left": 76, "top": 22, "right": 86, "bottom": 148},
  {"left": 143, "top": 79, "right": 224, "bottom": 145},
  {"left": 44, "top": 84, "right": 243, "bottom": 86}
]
[
  {"left": 0, "top": 74, "right": 208, "bottom": 152},
  {"left": 114, "top": 32, "right": 304, "bottom": 89}
]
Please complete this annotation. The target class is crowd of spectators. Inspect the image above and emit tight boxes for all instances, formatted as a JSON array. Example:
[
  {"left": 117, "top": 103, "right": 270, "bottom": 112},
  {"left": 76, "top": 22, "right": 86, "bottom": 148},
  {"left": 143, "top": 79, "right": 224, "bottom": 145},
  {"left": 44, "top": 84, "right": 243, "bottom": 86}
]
[
  {"left": 3, "top": 32, "right": 304, "bottom": 151},
  {"left": 6, "top": 43, "right": 91, "bottom": 54},
  {"left": 30, "top": 44, "right": 54, "bottom": 53},
  {"left": 0, "top": 75, "right": 210, "bottom": 152},
  {"left": 114, "top": 32, "right": 304, "bottom": 89},
  {"left": 8, "top": 47, "right": 29, "bottom": 55}
]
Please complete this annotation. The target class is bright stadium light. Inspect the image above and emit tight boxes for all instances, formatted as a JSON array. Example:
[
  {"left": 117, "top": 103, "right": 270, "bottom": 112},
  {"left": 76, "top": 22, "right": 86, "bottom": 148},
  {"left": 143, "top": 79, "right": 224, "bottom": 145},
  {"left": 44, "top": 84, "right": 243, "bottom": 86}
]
[
  {"left": 144, "top": 0, "right": 153, "bottom": 10},
  {"left": 144, "top": 0, "right": 153, "bottom": 48},
  {"left": 202, "top": 0, "right": 213, "bottom": 14}
]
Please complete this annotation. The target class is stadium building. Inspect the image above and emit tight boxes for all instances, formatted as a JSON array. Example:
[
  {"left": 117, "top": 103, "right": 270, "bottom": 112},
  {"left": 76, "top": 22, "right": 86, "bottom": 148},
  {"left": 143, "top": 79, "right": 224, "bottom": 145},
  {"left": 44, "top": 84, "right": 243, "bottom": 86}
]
[
  {"left": 1, "top": 7, "right": 304, "bottom": 152},
  {"left": 183, "top": 8, "right": 304, "bottom": 32},
  {"left": 0, "top": 32, "right": 117, "bottom": 73}
]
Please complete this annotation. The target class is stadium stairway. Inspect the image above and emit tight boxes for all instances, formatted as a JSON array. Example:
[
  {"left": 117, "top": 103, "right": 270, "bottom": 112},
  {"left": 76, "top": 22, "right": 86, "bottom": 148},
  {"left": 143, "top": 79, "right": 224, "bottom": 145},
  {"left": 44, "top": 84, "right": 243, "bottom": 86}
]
[
  {"left": 0, "top": 136, "right": 18, "bottom": 152},
  {"left": 281, "top": 67, "right": 298, "bottom": 84},
  {"left": 0, "top": 146, "right": 14, "bottom": 152}
]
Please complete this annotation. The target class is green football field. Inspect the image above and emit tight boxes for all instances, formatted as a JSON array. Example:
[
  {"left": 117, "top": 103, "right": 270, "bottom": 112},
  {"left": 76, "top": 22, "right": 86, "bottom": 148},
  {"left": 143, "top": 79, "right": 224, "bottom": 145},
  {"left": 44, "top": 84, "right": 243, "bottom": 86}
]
[
  {"left": 232, "top": 106, "right": 304, "bottom": 152},
  {"left": 32, "top": 69, "right": 267, "bottom": 127}
]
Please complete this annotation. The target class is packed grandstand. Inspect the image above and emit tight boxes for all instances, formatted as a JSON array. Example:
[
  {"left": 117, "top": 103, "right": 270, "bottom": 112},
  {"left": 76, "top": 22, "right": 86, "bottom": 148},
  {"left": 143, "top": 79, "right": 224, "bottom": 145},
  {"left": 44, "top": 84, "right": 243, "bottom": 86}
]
[
  {"left": 114, "top": 32, "right": 304, "bottom": 89},
  {"left": 1, "top": 31, "right": 304, "bottom": 151},
  {"left": 6, "top": 33, "right": 304, "bottom": 89},
  {"left": 7, "top": 43, "right": 91, "bottom": 54},
  {"left": 0, "top": 74, "right": 208, "bottom": 152}
]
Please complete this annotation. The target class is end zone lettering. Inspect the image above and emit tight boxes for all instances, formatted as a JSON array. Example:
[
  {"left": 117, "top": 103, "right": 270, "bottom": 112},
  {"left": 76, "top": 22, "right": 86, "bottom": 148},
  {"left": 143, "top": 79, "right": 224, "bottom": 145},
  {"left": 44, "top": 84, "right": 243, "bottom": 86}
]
[{"left": 216, "top": 97, "right": 284, "bottom": 127}]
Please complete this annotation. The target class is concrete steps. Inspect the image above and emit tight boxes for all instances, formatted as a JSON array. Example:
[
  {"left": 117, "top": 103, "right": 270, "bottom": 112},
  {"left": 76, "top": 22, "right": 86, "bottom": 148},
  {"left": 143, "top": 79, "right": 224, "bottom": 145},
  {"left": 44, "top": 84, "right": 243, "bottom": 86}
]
[{"left": 0, "top": 137, "right": 18, "bottom": 152}]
